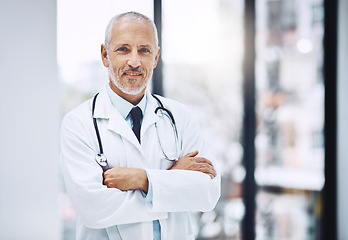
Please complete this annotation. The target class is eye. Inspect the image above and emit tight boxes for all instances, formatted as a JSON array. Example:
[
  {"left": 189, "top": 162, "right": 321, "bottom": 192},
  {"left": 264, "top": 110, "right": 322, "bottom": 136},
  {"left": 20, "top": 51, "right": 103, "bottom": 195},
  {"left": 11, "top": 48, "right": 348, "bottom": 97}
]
[
  {"left": 116, "top": 47, "right": 129, "bottom": 53},
  {"left": 139, "top": 48, "right": 150, "bottom": 53}
]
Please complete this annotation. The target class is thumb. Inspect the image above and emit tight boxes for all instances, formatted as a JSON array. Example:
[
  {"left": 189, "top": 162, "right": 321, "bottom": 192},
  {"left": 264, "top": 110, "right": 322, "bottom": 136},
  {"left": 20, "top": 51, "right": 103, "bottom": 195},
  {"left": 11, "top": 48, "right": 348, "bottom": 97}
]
[{"left": 184, "top": 150, "right": 199, "bottom": 158}]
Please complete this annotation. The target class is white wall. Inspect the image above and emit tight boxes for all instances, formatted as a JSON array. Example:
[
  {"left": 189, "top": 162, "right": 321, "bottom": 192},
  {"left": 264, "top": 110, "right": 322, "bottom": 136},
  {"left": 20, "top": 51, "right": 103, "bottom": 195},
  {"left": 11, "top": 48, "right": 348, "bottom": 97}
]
[
  {"left": 0, "top": 0, "right": 60, "bottom": 239},
  {"left": 338, "top": 0, "right": 348, "bottom": 239}
]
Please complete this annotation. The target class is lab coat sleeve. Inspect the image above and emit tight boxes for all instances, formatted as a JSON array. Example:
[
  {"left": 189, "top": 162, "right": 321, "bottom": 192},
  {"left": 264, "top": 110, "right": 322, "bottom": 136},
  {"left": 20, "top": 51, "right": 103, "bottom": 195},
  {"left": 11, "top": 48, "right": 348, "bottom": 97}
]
[
  {"left": 145, "top": 105, "right": 221, "bottom": 212},
  {"left": 60, "top": 108, "right": 166, "bottom": 229}
]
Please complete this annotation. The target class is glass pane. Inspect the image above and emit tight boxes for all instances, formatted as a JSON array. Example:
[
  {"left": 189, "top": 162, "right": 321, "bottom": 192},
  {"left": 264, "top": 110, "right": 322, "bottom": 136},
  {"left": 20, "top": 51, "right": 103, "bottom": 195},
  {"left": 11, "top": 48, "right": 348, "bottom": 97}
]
[
  {"left": 57, "top": 1, "right": 153, "bottom": 239},
  {"left": 162, "top": 0, "right": 245, "bottom": 239},
  {"left": 255, "top": 0, "right": 324, "bottom": 239}
]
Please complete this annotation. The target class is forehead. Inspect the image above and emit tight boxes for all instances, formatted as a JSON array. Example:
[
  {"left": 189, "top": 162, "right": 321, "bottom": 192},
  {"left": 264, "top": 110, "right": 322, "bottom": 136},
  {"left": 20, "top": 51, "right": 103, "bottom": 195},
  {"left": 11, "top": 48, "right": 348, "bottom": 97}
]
[{"left": 110, "top": 20, "right": 156, "bottom": 47}]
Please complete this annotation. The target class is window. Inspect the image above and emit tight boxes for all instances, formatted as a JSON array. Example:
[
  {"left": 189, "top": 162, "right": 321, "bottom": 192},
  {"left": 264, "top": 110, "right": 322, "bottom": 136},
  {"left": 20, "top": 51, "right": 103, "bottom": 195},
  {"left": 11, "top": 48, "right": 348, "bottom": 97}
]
[
  {"left": 255, "top": 0, "right": 324, "bottom": 239},
  {"left": 162, "top": 0, "right": 245, "bottom": 238}
]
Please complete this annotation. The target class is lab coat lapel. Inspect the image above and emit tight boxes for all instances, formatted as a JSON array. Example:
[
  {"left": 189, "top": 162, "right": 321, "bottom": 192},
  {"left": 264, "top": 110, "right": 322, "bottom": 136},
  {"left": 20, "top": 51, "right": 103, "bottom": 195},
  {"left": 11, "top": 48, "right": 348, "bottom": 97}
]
[
  {"left": 141, "top": 92, "right": 160, "bottom": 138},
  {"left": 108, "top": 110, "right": 141, "bottom": 148},
  {"left": 93, "top": 87, "right": 143, "bottom": 151}
]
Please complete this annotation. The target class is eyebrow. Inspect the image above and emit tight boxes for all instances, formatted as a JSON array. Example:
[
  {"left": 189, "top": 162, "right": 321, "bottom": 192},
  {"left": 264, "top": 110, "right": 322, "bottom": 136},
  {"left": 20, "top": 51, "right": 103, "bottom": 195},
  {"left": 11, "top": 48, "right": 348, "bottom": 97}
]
[
  {"left": 114, "top": 44, "right": 130, "bottom": 49},
  {"left": 114, "top": 44, "right": 153, "bottom": 49},
  {"left": 139, "top": 44, "right": 152, "bottom": 49}
]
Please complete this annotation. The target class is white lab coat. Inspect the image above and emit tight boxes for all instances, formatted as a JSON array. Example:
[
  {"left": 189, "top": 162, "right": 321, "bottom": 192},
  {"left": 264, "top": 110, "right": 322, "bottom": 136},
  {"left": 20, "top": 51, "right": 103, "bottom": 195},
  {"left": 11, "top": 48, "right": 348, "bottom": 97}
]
[{"left": 60, "top": 87, "right": 221, "bottom": 240}]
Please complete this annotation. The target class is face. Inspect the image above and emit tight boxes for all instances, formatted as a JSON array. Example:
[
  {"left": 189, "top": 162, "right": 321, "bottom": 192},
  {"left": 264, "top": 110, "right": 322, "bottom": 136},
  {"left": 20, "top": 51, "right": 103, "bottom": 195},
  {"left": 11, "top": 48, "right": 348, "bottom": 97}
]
[{"left": 101, "top": 19, "right": 160, "bottom": 103}]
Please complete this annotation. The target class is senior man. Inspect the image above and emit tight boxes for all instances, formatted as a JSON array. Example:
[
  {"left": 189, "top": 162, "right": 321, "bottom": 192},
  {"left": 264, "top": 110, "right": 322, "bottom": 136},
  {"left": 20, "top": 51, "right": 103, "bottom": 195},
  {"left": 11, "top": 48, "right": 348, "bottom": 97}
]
[{"left": 60, "top": 11, "right": 220, "bottom": 240}]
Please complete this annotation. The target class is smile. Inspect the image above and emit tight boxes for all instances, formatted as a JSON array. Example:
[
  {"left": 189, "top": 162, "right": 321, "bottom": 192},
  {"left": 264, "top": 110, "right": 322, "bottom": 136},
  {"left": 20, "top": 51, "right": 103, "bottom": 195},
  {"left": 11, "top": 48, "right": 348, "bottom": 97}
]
[{"left": 124, "top": 72, "right": 142, "bottom": 76}]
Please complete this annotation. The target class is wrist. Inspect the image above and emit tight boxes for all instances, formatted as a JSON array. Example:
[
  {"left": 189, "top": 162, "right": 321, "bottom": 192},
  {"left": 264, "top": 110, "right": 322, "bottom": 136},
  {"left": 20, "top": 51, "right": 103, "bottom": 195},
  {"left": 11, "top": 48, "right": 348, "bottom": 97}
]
[{"left": 135, "top": 168, "right": 148, "bottom": 192}]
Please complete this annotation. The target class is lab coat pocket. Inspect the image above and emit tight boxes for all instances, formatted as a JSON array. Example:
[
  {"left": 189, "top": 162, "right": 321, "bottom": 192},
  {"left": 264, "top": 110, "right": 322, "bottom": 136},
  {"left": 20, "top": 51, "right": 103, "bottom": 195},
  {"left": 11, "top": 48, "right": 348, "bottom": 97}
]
[{"left": 106, "top": 226, "right": 122, "bottom": 240}]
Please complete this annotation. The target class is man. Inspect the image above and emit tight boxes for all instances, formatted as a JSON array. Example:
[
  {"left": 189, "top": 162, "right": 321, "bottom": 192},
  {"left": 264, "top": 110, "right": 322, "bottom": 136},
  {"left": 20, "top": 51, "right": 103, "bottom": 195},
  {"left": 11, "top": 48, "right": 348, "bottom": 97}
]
[{"left": 60, "top": 11, "right": 220, "bottom": 240}]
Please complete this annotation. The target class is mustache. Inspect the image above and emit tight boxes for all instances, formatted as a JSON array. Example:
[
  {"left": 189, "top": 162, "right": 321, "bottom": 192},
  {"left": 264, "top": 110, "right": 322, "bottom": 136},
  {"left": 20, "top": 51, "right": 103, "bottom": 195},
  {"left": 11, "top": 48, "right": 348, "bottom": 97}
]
[{"left": 122, "top": 66, "right": 144, "bottom": 74}]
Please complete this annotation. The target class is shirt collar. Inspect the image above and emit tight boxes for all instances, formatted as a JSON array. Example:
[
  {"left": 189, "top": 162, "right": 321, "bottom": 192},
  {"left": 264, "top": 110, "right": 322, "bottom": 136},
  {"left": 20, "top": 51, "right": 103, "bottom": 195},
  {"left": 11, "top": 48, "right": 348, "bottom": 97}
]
[{"left": 106, "top": 83, "right": 147, "bottom": 120}]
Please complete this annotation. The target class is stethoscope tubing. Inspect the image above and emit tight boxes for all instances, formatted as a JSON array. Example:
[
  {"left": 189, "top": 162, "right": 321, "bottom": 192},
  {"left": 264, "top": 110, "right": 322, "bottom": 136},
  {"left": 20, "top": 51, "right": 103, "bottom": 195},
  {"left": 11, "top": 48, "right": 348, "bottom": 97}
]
[
  {"left": 92, "top": 93, "right": 104, "bottom": 154},
  {"left": 92, "top": 93, "right": 178, "bottom": 171}
]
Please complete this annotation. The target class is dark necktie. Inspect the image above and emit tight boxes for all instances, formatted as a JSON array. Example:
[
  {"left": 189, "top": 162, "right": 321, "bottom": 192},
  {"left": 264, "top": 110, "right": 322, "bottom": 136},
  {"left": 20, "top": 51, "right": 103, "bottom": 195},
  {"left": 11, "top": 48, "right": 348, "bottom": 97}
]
[{"left": 130, "top": 107, "right": 142, "bottom": 143}]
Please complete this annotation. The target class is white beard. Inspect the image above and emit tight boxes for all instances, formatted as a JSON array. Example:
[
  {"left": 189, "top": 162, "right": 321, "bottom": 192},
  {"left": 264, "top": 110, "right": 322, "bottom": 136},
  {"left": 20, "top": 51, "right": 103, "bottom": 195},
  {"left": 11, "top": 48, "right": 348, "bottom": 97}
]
[{"left": 108, "top": 61, "right": 152, "bottom": 95}]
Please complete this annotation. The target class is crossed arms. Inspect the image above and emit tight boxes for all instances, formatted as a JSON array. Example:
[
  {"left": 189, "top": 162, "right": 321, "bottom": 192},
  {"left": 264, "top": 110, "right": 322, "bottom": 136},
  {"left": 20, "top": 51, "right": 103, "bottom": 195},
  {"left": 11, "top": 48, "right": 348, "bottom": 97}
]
[
  {"left": 103, "top": 150, "right": 217, "bottom": 192},
  {"left": 60, "top": 101, "right": 220, "bottom": 228}
]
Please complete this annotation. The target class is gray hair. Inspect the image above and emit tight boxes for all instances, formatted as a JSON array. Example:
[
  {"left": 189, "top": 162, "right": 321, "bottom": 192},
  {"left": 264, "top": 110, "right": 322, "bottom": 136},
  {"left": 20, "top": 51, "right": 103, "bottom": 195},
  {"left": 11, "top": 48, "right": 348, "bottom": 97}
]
[{"left": 104, "top": 11, "right": 159, "bottom": 52}]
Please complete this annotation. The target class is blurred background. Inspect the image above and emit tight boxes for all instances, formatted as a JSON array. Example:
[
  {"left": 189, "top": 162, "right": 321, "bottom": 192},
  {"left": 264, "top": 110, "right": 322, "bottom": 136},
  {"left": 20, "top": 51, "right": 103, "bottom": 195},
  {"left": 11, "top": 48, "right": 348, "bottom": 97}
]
[{"left": 0, "top": 0, "right": 347, "bottom": 239}]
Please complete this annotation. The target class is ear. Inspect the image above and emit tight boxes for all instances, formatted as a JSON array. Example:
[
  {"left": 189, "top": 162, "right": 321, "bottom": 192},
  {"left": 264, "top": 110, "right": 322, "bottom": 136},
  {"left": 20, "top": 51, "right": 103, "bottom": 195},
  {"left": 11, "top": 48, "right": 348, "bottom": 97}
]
[
  {"left": 101, "top": 44, "right": 109, "bottom": 68},
  {"left": 152, "top": 47, "right": 161, "bottom": 69}
]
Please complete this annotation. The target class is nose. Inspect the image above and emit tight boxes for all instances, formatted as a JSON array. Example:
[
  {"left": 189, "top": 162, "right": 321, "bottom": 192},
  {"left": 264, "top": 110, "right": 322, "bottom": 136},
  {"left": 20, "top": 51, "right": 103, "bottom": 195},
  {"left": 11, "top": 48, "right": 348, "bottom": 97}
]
[{"left": 127, "top": 50, "right": 141, "bottom": 68}]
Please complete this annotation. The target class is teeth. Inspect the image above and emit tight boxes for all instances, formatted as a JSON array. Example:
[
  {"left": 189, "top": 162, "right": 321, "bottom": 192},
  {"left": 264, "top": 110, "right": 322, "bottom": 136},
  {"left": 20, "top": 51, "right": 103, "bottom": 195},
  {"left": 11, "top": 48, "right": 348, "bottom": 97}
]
[{"left": 126, "top": 73, "right": 141, "bottom": 76}]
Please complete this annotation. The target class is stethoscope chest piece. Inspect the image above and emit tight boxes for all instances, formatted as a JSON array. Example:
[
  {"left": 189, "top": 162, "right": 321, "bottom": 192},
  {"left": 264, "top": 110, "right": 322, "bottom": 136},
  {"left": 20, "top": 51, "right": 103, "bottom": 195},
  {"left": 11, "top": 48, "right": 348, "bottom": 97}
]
[{"left": 95, "top": 153, "right": 109, "bottom": 171}]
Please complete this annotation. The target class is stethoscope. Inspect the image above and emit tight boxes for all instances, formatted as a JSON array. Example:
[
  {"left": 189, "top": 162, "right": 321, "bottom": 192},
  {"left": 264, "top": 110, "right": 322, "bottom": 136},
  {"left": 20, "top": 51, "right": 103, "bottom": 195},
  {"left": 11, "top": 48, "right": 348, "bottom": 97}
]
[{"left": 92, "top": 93, "right": 181, "bottom": 171}]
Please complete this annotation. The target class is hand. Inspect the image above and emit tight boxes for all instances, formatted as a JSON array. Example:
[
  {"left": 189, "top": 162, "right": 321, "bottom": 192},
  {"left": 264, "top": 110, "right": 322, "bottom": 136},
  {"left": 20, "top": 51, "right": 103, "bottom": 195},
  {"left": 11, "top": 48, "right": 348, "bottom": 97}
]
[
  {"left": 171, "top": 151, "right": 217, "bottom": 179},
  {"left": 103, "top": 167, "right": 148, "bottom": 192}
]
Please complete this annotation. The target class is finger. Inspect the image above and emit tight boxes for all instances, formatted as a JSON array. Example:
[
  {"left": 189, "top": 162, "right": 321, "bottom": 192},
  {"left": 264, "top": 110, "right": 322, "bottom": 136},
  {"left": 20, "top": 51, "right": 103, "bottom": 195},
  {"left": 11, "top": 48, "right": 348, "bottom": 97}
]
[
  {"left": 103, "top": 169, "right": 111, "bottom": 178},
  {"left": 201, "top": 165, "right": 217, "bottom": 177},
  {"left": 190, "top": 162, "right": 216, "bottom": 176},
  {"left": 103, "top": 178, "right": 111, "bottom": 187},
  {"left": 184, "top": 150, "right": 199, "bottom": 158},
  {"left": 194, "top": 157, "right": 214, "bottom": 167},
  {"left": 209, "top": 171, "right": 217, "bottom": 179},
  {"left": 200, "top": 164, "right": 217, "bottom": 177},
  {"left": 103, "top": 168, "right": 113, "bottom": 176},
  {"left": 206, "top": 170, "right": 216, "bottom": 179}
]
